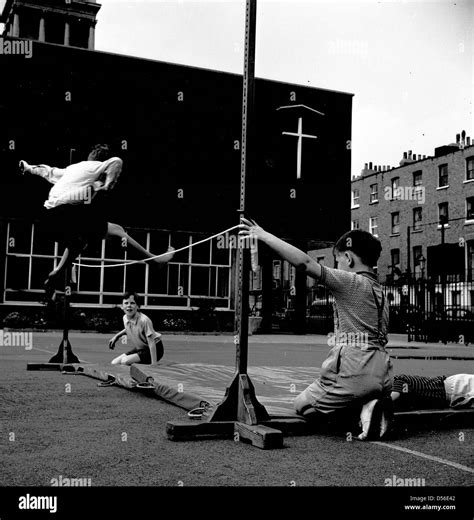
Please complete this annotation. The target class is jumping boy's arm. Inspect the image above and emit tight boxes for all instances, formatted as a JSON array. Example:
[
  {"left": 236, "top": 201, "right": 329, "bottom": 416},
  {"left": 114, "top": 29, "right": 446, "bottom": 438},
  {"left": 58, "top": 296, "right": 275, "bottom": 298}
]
[
  {"left": 239, "top": 218, "right": 322, "bottom": 279},
  {"left": 94, "top": 158, "right": 123, "bottom": 192}
]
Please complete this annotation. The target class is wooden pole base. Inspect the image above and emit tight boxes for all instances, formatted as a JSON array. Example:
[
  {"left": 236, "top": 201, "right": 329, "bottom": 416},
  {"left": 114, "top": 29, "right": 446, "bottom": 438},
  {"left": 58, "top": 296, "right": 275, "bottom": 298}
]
[
  {"left": 49, "top": 339, "right": 80, "bottom": 364},
  {"left": 166, "top": 416, "right": 315, "bottom": 448},
  {"left": 235, "top": 422, "right": 283, "bottom": 449},
  {"left": 207, "top": 372, "right": 270, "bottom": 424}
]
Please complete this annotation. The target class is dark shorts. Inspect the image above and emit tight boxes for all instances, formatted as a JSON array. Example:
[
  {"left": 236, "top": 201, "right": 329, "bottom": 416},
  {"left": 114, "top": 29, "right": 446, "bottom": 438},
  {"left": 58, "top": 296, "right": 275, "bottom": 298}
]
[
  {"left": 42, "top": 199, "right": 108, "bottom": 248},
  {"left": 126, "top": 340, "right": 164, "bottom": 365}
]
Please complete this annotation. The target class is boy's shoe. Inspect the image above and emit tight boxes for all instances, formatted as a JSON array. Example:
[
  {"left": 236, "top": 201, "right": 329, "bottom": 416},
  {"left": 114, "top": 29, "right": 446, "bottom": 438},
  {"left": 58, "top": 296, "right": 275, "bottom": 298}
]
[
  {"left": 357, "top": 399, "right": 382, "bottom": 441},
  {"left": 19, "top": 160, "right": 31, "bottom": 175}
]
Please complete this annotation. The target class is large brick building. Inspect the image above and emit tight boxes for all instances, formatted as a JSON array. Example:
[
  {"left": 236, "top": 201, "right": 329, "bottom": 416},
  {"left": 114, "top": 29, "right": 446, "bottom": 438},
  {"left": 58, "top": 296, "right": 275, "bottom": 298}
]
[{"left": 350, "top": 131, "right": 474, "bottom": 284}]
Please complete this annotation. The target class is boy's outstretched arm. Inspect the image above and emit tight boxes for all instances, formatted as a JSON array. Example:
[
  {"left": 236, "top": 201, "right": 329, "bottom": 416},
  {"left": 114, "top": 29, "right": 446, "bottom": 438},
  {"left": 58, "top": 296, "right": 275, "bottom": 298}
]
[{"left": 239, "top": 218, "right": 322, "bottom": 279}]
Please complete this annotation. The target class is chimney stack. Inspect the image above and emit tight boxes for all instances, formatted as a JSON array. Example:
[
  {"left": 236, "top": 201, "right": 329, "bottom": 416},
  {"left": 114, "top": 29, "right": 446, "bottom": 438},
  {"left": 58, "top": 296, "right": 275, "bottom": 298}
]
[
  {"left": 467, "top": 137, "right": 471, "bottom": 146},
  {"left": 456, "top": 133, "right": 460, "bottom": 144},
  {"left": 408, "top": 150, "right": 412, "bottom": 158},
  {"left": 403, "top": 152, "right": 407, "bottom": 159},
  {"left": 413, "top": 154, "right": 417, "bottom": 160},
  {"left": 369, "top": 162, "right": 373, "bottom": 170},
  {"left": 364, "top": 163, "right": 368, "bottom": 169},
  {"left": 462, "top": 130, "right": 466, "bottom": 145}
]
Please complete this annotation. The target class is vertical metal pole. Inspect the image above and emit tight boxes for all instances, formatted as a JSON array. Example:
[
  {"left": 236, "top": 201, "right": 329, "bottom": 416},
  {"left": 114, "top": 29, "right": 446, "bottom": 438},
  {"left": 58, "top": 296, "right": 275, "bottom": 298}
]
[
  {"left": 63, "top": 266, "right": 69, "bottom": 348},
  {"left": 236, "top": 0, "right": 257, "bottom": 375}
]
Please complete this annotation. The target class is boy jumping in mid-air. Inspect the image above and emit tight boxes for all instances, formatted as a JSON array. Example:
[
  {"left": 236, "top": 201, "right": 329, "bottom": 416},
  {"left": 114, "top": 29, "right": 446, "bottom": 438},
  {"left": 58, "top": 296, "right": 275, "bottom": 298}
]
[
  {"left": 19, "top": 144, "right": 174, "bottom": 299},
  {"left": 240, "top": 219, "right": 393, "bottom": 440},
  {"left": 109, "top": 292, "right": 164, "bottom": 366}
]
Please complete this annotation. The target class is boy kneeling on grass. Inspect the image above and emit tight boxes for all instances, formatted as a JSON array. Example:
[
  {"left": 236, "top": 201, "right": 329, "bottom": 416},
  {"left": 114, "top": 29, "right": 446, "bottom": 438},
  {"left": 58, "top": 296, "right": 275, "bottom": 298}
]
[
  {"left": 240, "top": 220, "right": 393, "bottom": 440},
  {"left": 109, "top": 292, "right": 164, "bottom": 366}
]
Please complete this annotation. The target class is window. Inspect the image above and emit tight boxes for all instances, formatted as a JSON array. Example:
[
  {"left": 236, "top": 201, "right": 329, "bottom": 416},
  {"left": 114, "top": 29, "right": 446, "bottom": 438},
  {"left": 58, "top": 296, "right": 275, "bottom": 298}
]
[
  {"left": 466, "top": 157, "right": 474, "bottom": 181},
  {"left": 351, "top": 189, "right": 360, "bottom": 208},
  {"left": 3, "top": 221, "right": 232, "bottom": 308},
  {"left": 369, "top": 217, "right": 378, "bottom": 237},
  {"left": 391, "top": 177, "right": 399, "bottom": 199},
  {"left": 351, "top": 220, "right": 360, "bottom": 230},
  {"left": 451, "top": 290, "right": 461, "bottom": 307},
  {"left": 391, "top": 249, "right": 400, "bottom": 271},
  {"left": 467, "top": 197, "right": 474, "bottom": 220},
  {"left": 438, "top": 164, "right": 448, "bottom": 187},
  {"left": 413, "top": 171, "right": 422, "bottom": 186},
  {"left": 413, "top": 207, "right": 422, "bottom": 231},
  {"left": 413, "top": 246, "right": 423, "bottom": 273},
  {"left": 370, "top": 184, "right": 378, "bottom": 203},
  {"left": 439, "top": 202, "right": 449, "bottom": 225},
  {"left": 391, "top": 212, "right": 400, "bottom": 235}
]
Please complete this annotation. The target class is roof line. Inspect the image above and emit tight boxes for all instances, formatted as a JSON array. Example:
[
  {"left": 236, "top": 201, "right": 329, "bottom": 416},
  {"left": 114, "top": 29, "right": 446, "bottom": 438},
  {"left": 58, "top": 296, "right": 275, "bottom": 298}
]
[{"left": 2, "top": 37, "right": 354, "bottom": 97}]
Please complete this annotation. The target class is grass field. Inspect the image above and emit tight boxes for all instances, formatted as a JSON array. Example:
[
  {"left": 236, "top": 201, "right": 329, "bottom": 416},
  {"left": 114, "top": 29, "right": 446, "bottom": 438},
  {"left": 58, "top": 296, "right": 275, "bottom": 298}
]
[{"left": 1, "top": 332, "right": 473, "bottom": 490}]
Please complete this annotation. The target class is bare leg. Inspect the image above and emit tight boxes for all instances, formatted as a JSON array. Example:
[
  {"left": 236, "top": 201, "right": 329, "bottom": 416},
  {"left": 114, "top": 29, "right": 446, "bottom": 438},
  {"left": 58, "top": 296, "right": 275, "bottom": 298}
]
[
  {"left": 111, "top": 353, "right": 127, "bottom": 365},
  {"left": 49, "top": 241, "right": 85, "bottom": 279},
  {"left": 119, "top": 353, "right": 141, "bottom": 365},
  {"left": 44, "top": 241, "right": 86, "bottom": 300},
  {"left": 106, "top": 223, "right": 175, "bottom": 264}
]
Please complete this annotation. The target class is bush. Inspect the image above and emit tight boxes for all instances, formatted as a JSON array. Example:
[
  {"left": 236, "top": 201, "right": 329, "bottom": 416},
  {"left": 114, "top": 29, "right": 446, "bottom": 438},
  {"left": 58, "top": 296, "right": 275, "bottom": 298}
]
[
  {"left": 2, "top": 312, "right": 30, "bottom": 329},
  {"left": 85, "top": 315, "right": 115, "bottom": 333},
  {"left": 161, "top": 317, "right": 188, "bottom": 331}
]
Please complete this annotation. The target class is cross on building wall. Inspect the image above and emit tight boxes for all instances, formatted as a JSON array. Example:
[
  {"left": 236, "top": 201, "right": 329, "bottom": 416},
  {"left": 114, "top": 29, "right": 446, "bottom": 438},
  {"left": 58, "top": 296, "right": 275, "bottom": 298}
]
[{"left": 282, "top": 117, "right": 318, "bottom": 179}]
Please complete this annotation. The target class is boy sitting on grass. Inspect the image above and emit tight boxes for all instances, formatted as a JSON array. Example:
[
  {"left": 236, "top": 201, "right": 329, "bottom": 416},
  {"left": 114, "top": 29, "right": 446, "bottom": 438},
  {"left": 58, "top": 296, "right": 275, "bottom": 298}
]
[
  {"left": 239, "top": 219, "right": 393, "bottom": 440},
  {"left": 109, "top": 292, "right": 164, "bottom": 366}
]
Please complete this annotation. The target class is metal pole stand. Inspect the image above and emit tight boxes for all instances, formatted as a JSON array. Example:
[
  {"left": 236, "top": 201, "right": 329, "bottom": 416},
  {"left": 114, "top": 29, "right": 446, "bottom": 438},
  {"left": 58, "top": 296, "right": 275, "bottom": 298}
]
[
  {"left": 166, "top": 0, "right": 310, "bottom": 448},
  {"left": 27, "top": 266, "right": 79, "bottom": 371}
]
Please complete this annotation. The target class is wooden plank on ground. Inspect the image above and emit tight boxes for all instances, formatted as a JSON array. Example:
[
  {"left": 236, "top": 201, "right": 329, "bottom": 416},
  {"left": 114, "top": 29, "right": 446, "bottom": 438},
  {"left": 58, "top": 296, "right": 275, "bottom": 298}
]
[
  {"left": 27, "top": 363, "right": 71, "bottom": 371},
  {"left": 166, "top": 420, "right": 235, "bottom": 440},
  {"left": 235, "top": 422, "right": 284, "bottom": 449},
  {"left": 261, "top": 417, "right": 311, "bottom": 436}
]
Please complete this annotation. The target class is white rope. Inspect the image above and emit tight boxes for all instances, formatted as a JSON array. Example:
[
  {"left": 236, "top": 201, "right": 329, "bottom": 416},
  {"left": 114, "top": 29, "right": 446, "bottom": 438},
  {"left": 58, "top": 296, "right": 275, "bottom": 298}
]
[{"left": 73, "top": 225, "right": 241, "bottom": 268}]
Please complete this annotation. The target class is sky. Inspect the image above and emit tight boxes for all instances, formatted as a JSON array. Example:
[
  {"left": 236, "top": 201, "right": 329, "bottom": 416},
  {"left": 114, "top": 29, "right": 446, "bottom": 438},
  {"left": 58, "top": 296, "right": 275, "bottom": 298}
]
[{"left": 2, "top": 0, "right": 473, "bottom": 177}]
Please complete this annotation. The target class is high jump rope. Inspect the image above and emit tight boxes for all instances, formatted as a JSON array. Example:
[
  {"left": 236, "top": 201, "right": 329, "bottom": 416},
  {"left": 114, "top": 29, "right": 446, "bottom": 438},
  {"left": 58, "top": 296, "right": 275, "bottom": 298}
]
[{"left": 72, "top": 223, "right": 259, "bottom": 272}]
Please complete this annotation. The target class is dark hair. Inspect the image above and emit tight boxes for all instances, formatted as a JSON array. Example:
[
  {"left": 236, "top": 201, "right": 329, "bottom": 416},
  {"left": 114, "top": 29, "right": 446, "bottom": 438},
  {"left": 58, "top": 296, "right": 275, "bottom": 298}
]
[
  {"left": 88, "top": 144, "right": 111, "bottom": 162},
  {"left": 123, "top": 291, "right": 141, "bottom": 307},
  {"left": 333, "top": 230, "right": 382, "bottom": 267}
]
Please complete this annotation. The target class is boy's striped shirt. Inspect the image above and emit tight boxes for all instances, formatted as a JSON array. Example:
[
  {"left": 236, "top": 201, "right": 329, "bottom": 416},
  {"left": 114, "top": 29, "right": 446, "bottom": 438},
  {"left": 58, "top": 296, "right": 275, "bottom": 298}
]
[{"left": 393, "top": 374, "right": 447, "bottom": 409}]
